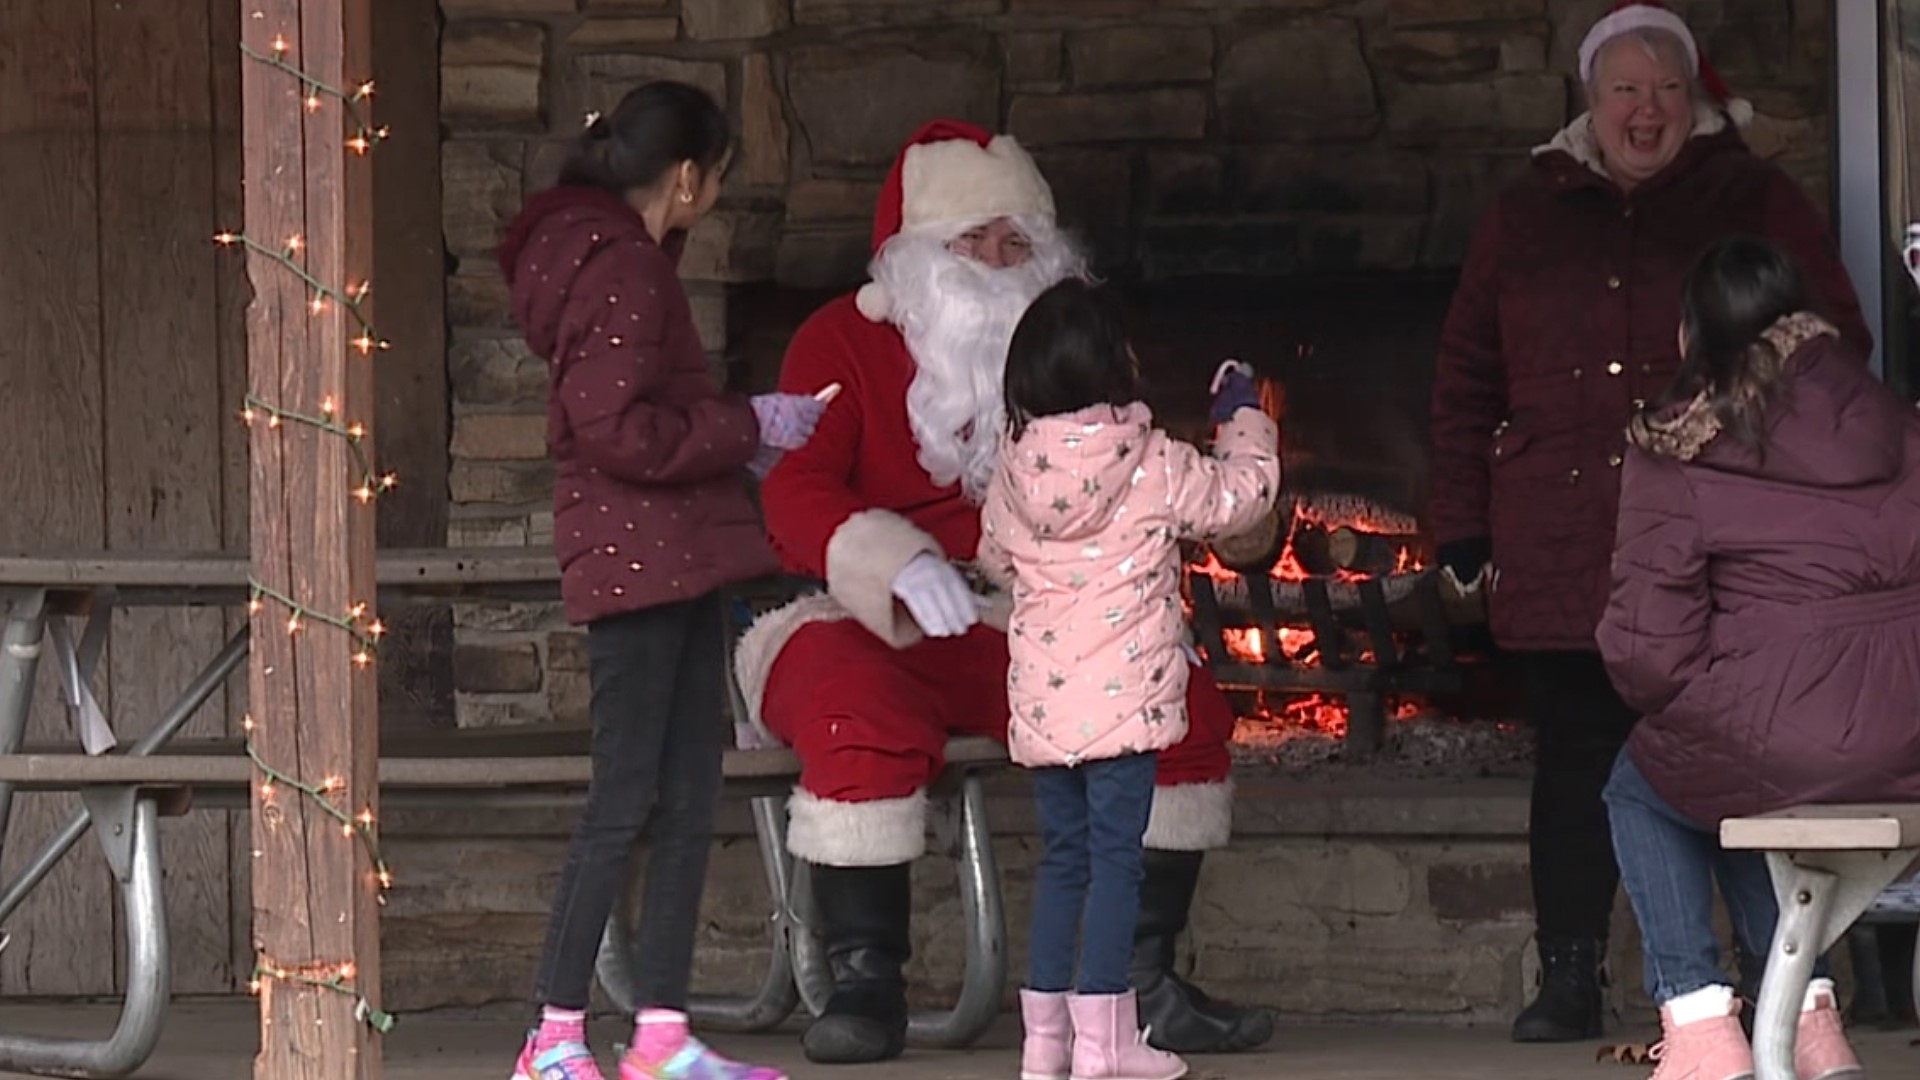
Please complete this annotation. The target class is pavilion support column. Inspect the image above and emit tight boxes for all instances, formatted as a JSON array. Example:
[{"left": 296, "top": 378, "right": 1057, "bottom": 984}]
[{"left": 237, "top": 1, "right": 383, "bottom": 1077}]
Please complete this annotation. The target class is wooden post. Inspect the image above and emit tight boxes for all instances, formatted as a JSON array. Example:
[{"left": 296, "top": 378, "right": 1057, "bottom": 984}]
[{"left": 239, "top": 1, "right": 381, "bottom": 1077}]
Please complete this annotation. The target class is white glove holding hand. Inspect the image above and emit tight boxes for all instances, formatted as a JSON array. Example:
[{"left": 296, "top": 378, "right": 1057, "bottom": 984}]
[{"left": 891, "top": 552, "right": 979, "bottom": 638}]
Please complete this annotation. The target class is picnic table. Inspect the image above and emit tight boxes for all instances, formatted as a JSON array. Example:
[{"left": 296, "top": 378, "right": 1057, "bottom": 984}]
[
  {"left": 0, "top": 550, "right": 1012, "bottom": 1078},
  {"left": 1721, "top": 805, "right": 1920, "bottom": 1080}
]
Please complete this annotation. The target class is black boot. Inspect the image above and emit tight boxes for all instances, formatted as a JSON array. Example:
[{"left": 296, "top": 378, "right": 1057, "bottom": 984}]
[
  {"left": 1130, "top": 849, "right": 1275, "bottom": 1054},
  {"left": 1511, "top": 936, "right": 1606, "bottom": 1042},
  {"left": 801, "top": 862, "right": 912, "bottom": 1064}
]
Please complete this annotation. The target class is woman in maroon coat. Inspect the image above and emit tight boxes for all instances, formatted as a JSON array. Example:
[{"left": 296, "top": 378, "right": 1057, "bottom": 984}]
[
  {"left": 495, "top": 81, "right": 823, "bottom": 1080},
  {"left": 1427, "top": 2, "right": 1869, "bottom": 1042},
  {"left": 1597, "top": 237, "right": 1919, "bottom": 1079}
]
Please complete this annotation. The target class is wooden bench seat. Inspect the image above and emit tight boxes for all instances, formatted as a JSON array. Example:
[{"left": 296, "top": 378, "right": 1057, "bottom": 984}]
[
  {"left": 1721, "top": 803, "right": 1920, "bottom": 1080},
  {"left": 0, "top": 737, "right": 1008, "bottom": 791},
  {"left": 1721, "top": 804, "right": 1920, "bottom": 851}
]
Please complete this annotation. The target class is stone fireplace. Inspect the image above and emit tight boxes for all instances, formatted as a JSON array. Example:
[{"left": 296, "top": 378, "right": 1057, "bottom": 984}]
[{"left": 426, "top": 0, "right": 1846, "bottom": 1021}]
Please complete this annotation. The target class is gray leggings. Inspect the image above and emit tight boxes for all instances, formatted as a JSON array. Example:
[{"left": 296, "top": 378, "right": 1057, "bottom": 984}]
[{"left": 532, "top": 592, "right": 727, "bottom": 1011}]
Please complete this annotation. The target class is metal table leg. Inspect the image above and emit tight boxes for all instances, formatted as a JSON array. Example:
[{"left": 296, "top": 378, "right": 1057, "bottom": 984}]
[
  {"left": 788, "top": 771, "right": 1007, "bottom": 1050},
  {"left": 0, "top": 792, "right": 169, "bottom": 1078},
  {"left": 0, "top": 629, "right": 249, "bottom": 925},
  {"left": 0, "top": 589, "right": 50, "bottom": 850},
  {"left": 595, "top": 794, "right": 801, "bottom": 1032},
  {"left": 1753, "top": 849, "right": 1920, "bottom": 1080}
]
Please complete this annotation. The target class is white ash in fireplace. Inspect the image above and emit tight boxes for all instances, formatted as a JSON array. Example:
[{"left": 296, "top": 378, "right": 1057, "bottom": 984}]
[{"left": 1229, "top": 698, "right": 1532, "bottom": 780}]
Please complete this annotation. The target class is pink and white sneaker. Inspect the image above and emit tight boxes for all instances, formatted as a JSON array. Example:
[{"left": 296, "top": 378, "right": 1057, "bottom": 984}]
[
  {"left": 511, "top": 1033, "right": 607, "bottom": 1080},
  {"left": 1795, "top": 980, "right": 1864, "bottom": 1080},
  {"left": 619, "top": 1034, "right": 786, "bottom": 1080}
]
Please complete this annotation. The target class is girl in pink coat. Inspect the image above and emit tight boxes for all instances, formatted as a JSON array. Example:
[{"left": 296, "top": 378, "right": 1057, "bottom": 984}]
[{"left": 977, "top": 280, "right": 1279, "bottom": 1080}]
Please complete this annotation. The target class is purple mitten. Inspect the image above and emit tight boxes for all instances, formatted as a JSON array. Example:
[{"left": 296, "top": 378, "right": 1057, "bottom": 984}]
[
  {"left": 750, "top": 393, "right": 826, "bottom": 451},
  {"left": 1209, "top": 360, "right": 1260, "bottom": 424}
]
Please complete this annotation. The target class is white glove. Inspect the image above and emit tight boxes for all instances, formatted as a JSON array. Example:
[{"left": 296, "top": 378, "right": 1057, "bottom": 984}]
[{"left": 891, "top": 552, "right": 979, "bottom": 638}]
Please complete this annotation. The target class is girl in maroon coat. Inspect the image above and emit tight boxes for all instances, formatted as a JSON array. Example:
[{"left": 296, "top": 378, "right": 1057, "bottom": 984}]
[
  {"left": 1427, "top": 2, "right": 1869, "bottom": 1042},
  {"left": 496, "top": 82, "right": 823, "bottom": 1080},
  {"left": 1599, "top": 237, "right": 1920, "bottom": 1079}
]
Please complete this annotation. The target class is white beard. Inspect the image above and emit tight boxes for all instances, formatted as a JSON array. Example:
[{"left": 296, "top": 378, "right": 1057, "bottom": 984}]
[{"left": 870, "top": 219, "right": 1086, "bottom": 502}]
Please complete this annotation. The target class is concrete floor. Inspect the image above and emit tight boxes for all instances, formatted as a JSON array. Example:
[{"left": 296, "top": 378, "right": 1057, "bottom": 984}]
[{"left": 0, "top": 1002, "right": 1912, "bottom": 1080}]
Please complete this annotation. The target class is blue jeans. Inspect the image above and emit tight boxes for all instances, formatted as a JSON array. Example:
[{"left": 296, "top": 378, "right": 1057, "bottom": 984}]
[
  {"left": 1028, "top": 752, "right": 1159, "bottom": 994},
  {"left": 1604, "top": 751, "right": 1824, "bottom": 1004}
]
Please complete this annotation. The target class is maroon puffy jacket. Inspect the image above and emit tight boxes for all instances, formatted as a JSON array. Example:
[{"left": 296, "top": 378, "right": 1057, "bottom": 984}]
[
  {"left": 499, "top": 185, "right": 775, "bottom": 624},
  {"left": 1430, "top": 121, "right": 1869, "bottom": 650},
  {"left": 1599, "top": 317, "right": 1920, "bottom": 824}
]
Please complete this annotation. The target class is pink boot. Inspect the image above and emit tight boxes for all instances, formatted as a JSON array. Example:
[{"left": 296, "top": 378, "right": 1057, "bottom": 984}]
[
  {"left": 1067, "top": 991, "right": 1186, "bottom": 1080},
  {"left": 1795, "top": 980, "right": 1863, "bottom": 1080},
  {"left": 1020, "top": 989, "right": 1072, "bottom": 1080},
  {"left": 1649, "top": 986, "right": 1753, "bottom": 1080}
]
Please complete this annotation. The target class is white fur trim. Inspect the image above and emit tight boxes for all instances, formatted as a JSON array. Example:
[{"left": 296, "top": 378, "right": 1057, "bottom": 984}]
[
  {"left": 732, "top": 591, "right": 851, "bottom": 746},
  {"left": 855, "top": 281, "right": 892, "bottom": 323},
  {"left": 823, "top": 509, "right": 943, "bottom": 649},
  {"left": 1143, "top": 780, "right": 1234, "bottom": 851},
  {"left": 900, "top": 135, "right": 1054, "bottom": 236},
  {"left": 1579, "top": 6, "right": 1698, "bottom": 83},
  {"left": 1724, "top": 97, "right": 1754, "bottom": 129},
  {"left": 787, "top": 788, "right": 928, "bottom": 866}
]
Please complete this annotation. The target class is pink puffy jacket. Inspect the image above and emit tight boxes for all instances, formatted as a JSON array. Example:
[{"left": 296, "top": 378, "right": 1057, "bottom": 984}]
[{"left": 978, "top": 402, "right": 1280, "bottom": 768}]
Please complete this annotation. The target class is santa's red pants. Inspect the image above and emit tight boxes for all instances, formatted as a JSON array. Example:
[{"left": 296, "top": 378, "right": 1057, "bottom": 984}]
[{"left": 761, "top": 619, "right": 1236, "bottom": 867}]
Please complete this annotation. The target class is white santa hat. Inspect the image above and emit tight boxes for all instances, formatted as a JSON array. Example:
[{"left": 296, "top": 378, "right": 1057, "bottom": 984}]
[
  {"left": 1579, "top": 1, "right": 1753, "bottom": 127},
  {"left": 854, "top": 119, "right": 1057, "bottom": 323}
]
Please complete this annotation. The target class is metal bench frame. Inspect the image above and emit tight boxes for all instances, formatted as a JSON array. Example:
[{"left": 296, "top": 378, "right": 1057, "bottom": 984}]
[
  {"left": 1721, "top": 806, "right": 1920, "bottom": 1080},
  {"left": 0, "top": 555, "right": 1012, "bottom": 1077}
]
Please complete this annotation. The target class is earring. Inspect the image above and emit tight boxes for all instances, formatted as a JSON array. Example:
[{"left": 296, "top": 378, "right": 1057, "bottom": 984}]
[{"left": 679, "top": 191, "right": 694, "bottom": 204}]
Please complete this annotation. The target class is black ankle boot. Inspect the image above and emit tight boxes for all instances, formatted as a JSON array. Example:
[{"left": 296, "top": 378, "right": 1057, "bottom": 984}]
[
  {"left": 1130, "top": 849, "right": 1276, "bottom": 1054},
  {"left": 1511, "top": 935, "right": 1606, "bottom": 1042},
  {"left": 801, "top": 862, "right": 912, "bottom": 1064}
]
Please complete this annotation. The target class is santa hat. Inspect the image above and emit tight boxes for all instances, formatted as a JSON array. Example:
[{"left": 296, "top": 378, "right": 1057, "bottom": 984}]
[
  {"left": 855, "top": 119, "right": 1056, "bottom": 323},
  {"left": 1578, "top": 1, "right": 1752, "bottom": 127}
]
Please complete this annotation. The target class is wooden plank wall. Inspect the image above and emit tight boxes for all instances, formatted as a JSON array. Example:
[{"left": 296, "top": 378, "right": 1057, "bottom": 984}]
[{"left": 0, "top": 0, "right": 447, "bottom": 996}]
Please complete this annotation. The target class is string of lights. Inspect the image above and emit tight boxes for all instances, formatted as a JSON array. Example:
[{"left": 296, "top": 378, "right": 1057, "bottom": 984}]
[{"left": 226, "top": 28, "right": 395, "bottom": 1037}]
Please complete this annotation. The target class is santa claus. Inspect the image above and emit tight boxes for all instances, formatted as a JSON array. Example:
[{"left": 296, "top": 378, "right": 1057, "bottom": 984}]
[{"left": 734, "top": 120, "right": 1273, "bottom": 1064}]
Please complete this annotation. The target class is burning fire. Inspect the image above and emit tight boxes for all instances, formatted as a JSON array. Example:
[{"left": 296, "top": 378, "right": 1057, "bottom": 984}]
[
  {"left": 1232, "top": 693, "right": 1425, "bottom": 741},
  {"left": 1189, "top": 495, "right": 1429, "bottom": 740}
]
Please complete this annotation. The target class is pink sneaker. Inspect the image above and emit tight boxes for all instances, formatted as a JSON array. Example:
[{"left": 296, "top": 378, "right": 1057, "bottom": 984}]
[
  {"left": 619, "top": 1034, "right": 786, "bottom": 1080},
  {"left": 512, "top": 1033, "right": 607, "bottom": 1080},
  {"left": 1795, "top": 983, "right": 1864, "bottom": 1080},
  {"left": 1649, "top": 990, "right": 1753, "bottom": 1080},
  {"left": 1020, "top": 988, "right": 1072, "bottom": 1080},
  {"left": 1067, "top": 991, "right": 1186, "bottom": 1080}
]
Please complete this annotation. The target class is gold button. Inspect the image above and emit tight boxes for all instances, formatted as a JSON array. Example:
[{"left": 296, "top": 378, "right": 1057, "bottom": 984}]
[
  {"left": 1568, "top": 468, "right": 1582, "bottom": 484},
  {"left": 1623, "top": 206, "right": 1634, "bottom": 219},
  {"left": 1607, "top": 275, "right": 1622, "bottom": 290},
  {"left": 1609, "top": 454, "right": 1623, "bottom": 468},
  {"left": 1571, "top": 367, "right": 1583, "bottom": 379},
  {"left": 1607, "top": 361, "right": 1624, "bottom": 376}
]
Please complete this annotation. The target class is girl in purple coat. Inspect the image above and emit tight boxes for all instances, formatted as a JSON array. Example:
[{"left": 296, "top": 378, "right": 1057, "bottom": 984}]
[
  {"left": 497, "top": 81, "right": 824, "bottom": 1080},
  {"left": 1598, "top": 237, "right": 1920, "bottom": 1079}
]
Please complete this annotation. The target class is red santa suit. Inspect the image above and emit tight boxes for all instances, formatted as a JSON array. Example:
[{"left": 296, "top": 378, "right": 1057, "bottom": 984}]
[{"left": 735, "top": 121, "right": 1269, "bottom": 1064}]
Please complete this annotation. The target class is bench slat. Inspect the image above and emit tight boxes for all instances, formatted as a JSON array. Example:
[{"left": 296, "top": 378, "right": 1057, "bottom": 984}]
[
  {"left": 1720, "top": 805, "right": 1920, "bottom": 851},
  {"left": 0, "top": 737, "right": 1009, "bottom": 791},
  {"left": 0, "top": 549, "right": 559, "bottom": 589}
]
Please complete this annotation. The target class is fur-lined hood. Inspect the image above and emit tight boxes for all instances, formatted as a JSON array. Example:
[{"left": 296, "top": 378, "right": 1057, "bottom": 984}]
[
  {"left": 1534, "top": 98, "right": 1749, "bottom": 183},
  {"left": 1627, "top": 312, "right": 1904, "bottom": 488}
]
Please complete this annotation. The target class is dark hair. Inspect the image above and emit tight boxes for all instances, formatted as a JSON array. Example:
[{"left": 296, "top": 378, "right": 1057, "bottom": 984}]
[
  {"left": 559, "top": 80, "right": 730, "bottom": 196},
  {"left": 1004, "top": 279, "right": 1141, "bottom": 440},
  {"left": 1659, "top": 236, "right": 1809, "bottom": 446}
]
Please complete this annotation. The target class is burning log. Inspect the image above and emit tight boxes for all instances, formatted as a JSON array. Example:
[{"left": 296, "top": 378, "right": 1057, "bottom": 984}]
[
  {"left": 1290, "top": 525, "right": 1422, "bottom": 577},
  {"left": 1199, "top": 566, "right": 1487, "bottom": 630}
]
